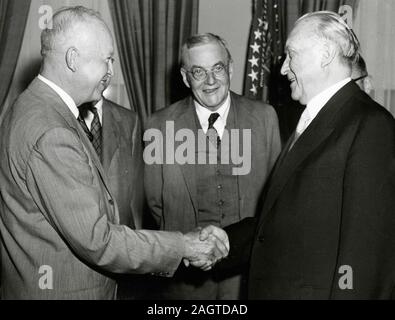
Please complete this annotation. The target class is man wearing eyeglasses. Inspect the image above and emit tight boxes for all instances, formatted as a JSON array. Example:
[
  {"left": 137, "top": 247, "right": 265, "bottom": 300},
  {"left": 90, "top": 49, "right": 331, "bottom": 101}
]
[{"left": 144, "top": 33, "right": 281, "bottom": 299}]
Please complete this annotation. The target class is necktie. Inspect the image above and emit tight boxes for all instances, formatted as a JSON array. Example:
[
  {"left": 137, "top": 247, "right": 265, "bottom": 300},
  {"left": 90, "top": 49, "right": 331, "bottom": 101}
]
[
  {"left": 90, "top": 107, "right": 102, "bottom": 159},
  {"left": 77, "top": 104, "right": 102, "bottom": 159},
  {"left": 77, "top": 112, "right": 93, "bottom": 142},
  {"left": 289, "top": 111, "right": 311, "bottom": 150},
  {"left": 207, "top": 113, "right": 220, "bottom": 147}
]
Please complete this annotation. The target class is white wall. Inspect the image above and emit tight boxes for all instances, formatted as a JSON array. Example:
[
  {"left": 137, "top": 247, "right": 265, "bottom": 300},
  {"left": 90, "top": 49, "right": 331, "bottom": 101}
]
[{"left": 198, "top": 0, "right": 252, "bottom": 94}]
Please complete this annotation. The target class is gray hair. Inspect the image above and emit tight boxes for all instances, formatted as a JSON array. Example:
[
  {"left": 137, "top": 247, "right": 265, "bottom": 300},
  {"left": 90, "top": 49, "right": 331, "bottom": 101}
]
[
  {"left": 295, "top": 11, "right": 360, "bottom": 66},
  {"left": 181, "top": 33, "right": 233, "bottom": 67},
  {"left": 41, "top": 6, "right": 106, "bottom": 58}
]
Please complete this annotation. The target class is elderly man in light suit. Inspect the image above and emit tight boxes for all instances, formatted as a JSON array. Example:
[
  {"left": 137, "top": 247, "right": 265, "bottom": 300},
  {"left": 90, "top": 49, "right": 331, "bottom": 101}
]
[{"left": 0, "top": 6, "right": 229, "bottom": 300}]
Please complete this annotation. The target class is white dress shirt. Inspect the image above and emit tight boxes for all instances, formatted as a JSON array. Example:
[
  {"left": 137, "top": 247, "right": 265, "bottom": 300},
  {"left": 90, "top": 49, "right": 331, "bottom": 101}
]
[
  {"left": 194, "top": 93, "right": 231, "bottom": 139},
  {"left": 83, "top": 99, "right": 103, "bottom": 130}
]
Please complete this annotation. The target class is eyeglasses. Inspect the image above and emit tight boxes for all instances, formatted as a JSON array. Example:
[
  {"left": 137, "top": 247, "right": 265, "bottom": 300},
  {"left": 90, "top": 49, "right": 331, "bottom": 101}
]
[
  {"left": 352, "top": 74, "right": 368, "bottom": 82},
  {"left": 184, "top": 63, "right": 228, "bottom": 81}
]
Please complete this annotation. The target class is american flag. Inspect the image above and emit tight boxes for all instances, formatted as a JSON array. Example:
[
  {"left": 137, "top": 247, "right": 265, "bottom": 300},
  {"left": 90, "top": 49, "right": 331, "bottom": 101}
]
[{"left": 244, "top": 0, "right": 285, "bottom": 102}]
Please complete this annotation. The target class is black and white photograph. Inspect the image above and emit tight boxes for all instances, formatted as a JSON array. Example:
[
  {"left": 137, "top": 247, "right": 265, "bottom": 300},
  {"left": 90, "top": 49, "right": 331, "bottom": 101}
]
[{"left": 0, "top": 0, "right": 394, "bottom": 307}]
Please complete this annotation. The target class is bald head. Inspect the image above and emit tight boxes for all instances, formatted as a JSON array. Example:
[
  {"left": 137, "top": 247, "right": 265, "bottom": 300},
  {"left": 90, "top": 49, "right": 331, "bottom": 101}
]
[
  {"left": 41, "top": 6, "right": 110, "bottom": 59},
  {"left": 40, "top": 6, "right": 114, "bottom": 105},
  {"left": 292, "top": 11, "right": 360, "bottom": 67},
  {"left": 281, "top": 11, "right": 361, "bottom": 105}
]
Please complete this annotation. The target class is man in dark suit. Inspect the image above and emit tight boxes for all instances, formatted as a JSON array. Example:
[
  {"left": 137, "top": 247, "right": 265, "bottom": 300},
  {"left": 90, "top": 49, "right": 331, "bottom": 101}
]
[
  {"left": 204, "top": 11, "right": 395, "bottom": 299},
  {"left": 79, "top": 89, "right": 146, "bottom": 298},
  {"left": 79, "top": 95, "right": 144, "bottom": 229},
  {"left": 0, "top": 6, "right": 229, "bottom": 299},
  {"left": 144, "top": 33, "right": 281, "bottom": 299}
]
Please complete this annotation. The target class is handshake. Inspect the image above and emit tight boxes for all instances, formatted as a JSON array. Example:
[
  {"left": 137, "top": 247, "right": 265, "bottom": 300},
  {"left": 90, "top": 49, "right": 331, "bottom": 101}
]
[{"left": 182, "top": 225, "right": 229, "bottom": 271}]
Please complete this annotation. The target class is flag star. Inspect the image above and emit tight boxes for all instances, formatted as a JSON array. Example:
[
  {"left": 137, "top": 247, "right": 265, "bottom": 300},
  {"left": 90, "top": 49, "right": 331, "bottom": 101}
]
[
  {"left": 248, "top": 70, "right": 259, "bottom": 82},
  {"left": 250, "top": 42, "right": 260, "bottom": 54},
  {"left": 258, "top": 18, "right": 264, "bottom": 27},
  {"left": 250, "top": 84, "right": 258, "bottom": 95},
  {"left": 254, "top": 29, "right": 262, "bottom": 40},
  {"left": 249, "top": 55, "right": 259, "bottom": 68},
  {"left": 263, "top": 22, "right": 269, "bottom": 31}
]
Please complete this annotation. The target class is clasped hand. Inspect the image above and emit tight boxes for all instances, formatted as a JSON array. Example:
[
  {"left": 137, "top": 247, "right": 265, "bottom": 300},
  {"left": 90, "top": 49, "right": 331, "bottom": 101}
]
[{"left": 183, "top": 225, "right": 229, "bottom": 271}]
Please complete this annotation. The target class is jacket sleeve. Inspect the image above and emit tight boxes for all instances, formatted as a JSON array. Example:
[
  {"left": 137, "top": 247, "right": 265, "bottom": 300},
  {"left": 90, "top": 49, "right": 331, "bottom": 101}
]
[
  {"left": 26, "top": 127, "right": 184, "bottom": 276},
  {"left": 216, "top": 217, "right": 257, "bottom": 273}
]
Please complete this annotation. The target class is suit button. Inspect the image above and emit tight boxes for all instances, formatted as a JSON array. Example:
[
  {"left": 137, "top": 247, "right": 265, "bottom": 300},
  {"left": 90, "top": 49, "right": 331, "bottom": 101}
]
[
  {"left": 258, "top": 236, "right": 264, "bottom": 242},
  {"left": 218, "top": 200, "right": 224, "bottom": 206},
  {"left": 108, "top": 199, "right": 114, "bottom": 205}
]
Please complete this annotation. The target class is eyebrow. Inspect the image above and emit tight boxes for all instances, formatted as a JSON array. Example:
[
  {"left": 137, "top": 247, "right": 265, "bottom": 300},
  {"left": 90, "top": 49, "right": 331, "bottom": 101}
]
[{"left": 190, "top": 62, "right": 225, "bottom": 69}]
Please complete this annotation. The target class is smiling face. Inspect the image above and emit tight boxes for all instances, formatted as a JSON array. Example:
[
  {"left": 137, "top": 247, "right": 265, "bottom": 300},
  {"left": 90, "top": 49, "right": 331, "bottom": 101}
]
[
  {"left": 281, "top": 25, "right": 325, "bottom": 105},
  {"left": 181, "top": 42, "right": 233, "bottom": 111}
]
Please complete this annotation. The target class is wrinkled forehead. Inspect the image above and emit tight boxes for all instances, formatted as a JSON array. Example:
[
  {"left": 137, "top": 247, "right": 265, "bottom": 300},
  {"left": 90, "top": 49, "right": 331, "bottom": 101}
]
[
  {"left": 285, "top": 24, "right": 320, "bottom": 52},
  {"left": 184, "top": 42, "right": 229, "bottom": 67}
]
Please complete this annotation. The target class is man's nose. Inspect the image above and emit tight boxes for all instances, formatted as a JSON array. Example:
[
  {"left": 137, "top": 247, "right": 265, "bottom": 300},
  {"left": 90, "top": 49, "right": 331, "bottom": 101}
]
[
  {"left": 205, "top": 71, "right": 217, "bottom": 85},
  {"left": 280, "top": 58, "right": 289, "bottom": 76},
  {"left": 107, "top": 60, "right": 114, "bottom": 77}
]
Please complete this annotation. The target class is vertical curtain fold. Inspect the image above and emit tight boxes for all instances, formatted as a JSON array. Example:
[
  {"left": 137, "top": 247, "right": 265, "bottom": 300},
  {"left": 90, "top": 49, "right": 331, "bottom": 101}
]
[
  {"left": 0, "top": 0, "right": 31, "bottom": 113},
  {"left": 287, "top": 0, "right": 358, "bottom": 35},
  {"left": 108, "top": 0, "right": 198, "bottom": 124}
]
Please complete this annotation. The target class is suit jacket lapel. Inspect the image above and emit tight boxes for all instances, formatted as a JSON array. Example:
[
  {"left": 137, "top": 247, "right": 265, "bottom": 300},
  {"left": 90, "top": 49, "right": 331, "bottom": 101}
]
[
  {"left": 230, "top": 93, "right": 258, "bottom": 216},
  {"left": 174, "top": 97, "right": 199, "bottom": 215},
  {"left": 102, "top": 99, "right": 120, "bottom": 174},
  {"left": 259, "top": 81, "right": 360, "bottom": 226},
  {"left": 30, "top": 79, "right": 113, "bottom": 197}
]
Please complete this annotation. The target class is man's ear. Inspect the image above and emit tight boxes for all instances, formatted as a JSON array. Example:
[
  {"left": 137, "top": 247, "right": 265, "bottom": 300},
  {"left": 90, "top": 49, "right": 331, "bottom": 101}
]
[
  {"left": 66, "top": 47, "right": 79, "bottom": 72},
  {"left": 321, "top": 42, "right": 336, "bottom": 68},
  {"left": 181, "top": 68, "right": 191, "bottom": 89}
]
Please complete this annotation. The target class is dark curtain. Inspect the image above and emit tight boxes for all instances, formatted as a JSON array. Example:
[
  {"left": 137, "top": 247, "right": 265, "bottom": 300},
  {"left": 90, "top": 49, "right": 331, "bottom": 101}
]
[
  {"left": 108, "top": 0, "right": 199, "bottom": 124},
  {"left": 287, "top": 0, "right": 359, "bottom": 36},
  {"left": 0, "top": 0, "right": 31, "bottom": 114}
]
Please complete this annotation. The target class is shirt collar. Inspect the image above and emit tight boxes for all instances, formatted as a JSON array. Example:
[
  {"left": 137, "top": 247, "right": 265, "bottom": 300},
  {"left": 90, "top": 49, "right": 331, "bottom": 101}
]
[
  {"left": 38, "top": 74, "right": 79, "bottom": 119},
  {"left": 304, "top": 77, "right": 352, "bottom": 121},
  {"left": 93, "top": 98, "right": 103, "bottom": 120},
  {"left": 194, "top": 92, "right": 231, "bottom": 128}
]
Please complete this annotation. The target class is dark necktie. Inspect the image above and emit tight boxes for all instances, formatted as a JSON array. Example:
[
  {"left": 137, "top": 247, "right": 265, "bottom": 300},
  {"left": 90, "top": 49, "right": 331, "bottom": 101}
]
[
  {"left": 77, "top": 104, "right": 102, "bottom": 159},
  {"left": 77, "top": 112, "right": 93, "bottom": 142},
  {"left": 90, "top": 107, "right": 102, "bottom": 159},
  {"left": 207, "top": 113, "right": 220, "bottom": 147}
]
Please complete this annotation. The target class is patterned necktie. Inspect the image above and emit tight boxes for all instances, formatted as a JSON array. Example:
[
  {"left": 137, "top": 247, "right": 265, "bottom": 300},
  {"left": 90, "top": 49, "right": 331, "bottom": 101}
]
[
  {"left": 77, "top": 112, "right": 93, "bottom": 142},
  {"left": 207, "top": 112, "right": 220, "bottom": 147},
  {"left": 90, "top": 107, "right": 102, "bottom": 159}
]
